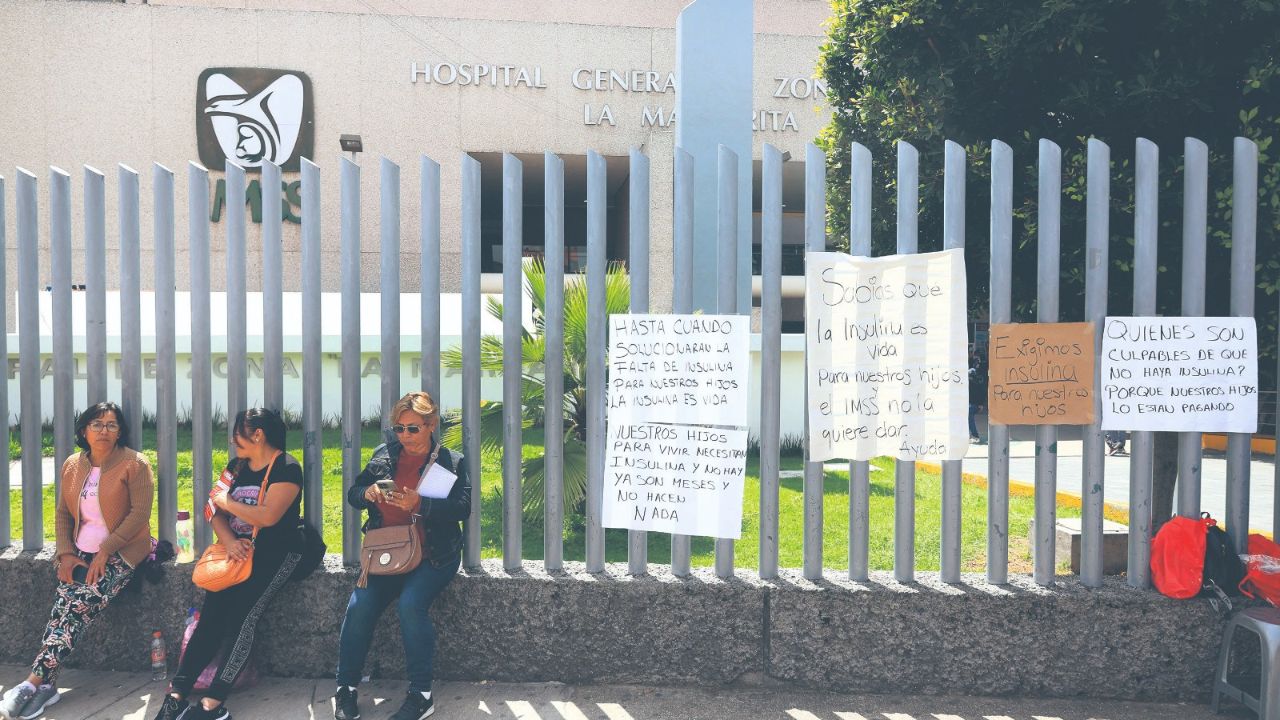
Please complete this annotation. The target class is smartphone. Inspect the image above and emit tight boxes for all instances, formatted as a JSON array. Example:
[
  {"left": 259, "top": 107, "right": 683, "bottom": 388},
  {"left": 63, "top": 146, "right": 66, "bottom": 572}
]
[
  {"left": 375, "top": 479, "right": 397, "bottom": 494},
  {"left": 71, "top": 563, "right": 88, "bottom": 584}
]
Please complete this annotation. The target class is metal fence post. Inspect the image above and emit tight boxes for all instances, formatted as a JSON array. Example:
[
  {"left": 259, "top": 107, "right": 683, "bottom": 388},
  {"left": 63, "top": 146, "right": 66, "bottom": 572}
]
[
  {"left": 189, "top": 162, "right": 214, "bottom": 552},
  {"left": 894, "top": 141, "right": 919, "bottom": 583},
  {"left": 1080, "top": 139, "right": 1110, "bottom": 587},
  {"left": 715, "top": 144, "right": 738, "bottom": 579},
  {"left": 1177, "top": 139, "right": 1208, "bottom": 518},
  {"left": 154, "top": 164, "right": 178, "bottom": 545},
  {"left": 502, "top": 153, "right": 523, "bottom": 572},
  {"left": 16, "top": 168, "right": 41, "bottom": 550},
  {"left": 118, "top": 165, "right": 143, "bottom": 463},
  {"left": 628, "top": 147, "right": 651, "bottom": 575},
  {"left": 300, "top": 158, "right": 323, "bottom": 535},
  {"left": 461, "top": 153, "right": 483, "bottom": 570},
  {"left": 1226, "top": 137, "right": 1258, "bottom": 554},
  {"left": 421, "top": 156, "right": 441, "bottom": 408},
  {"left": 84, "top": 167, "right": 107, "bottom": 406},
  {"left": 261, "top": 161, "right": 284, "bottom": 414},
  {"left": 848, "top": 143, "right": 873, "bottom": 582},
  {"left": 671, "top": 147, "right": 694, "bottom": 576},
  {"left": 50, "top": 167, "right": 73, "bottom": 479},
  {"left": 225, "top": 162, "right": 247, "bottom": 446},
  {"left": 940, "top": 140, "right": 965, "bottom": 584},
  {"left": 987, "top": 140, "right": 1013, "bottom": 585},
  {"left": 381, "top": 158, "right": 401, "bottom": 428},
  {"left": 0, "top": 175, "right": 9, "bottom": 546},
  {"left": 803, "top": 142, "right": 826, "bottom": 581},
  {"left": 544, "top": 152, "right": 566, "bottom": 572},
  {"left": 340, "top": 158, "right": 362, "bottom": 565},
  {"left": 585, "top": 150, "right": 607, "bottom": 573},
  {"left": 759, "top": 144, "right": 783, "bottom": 580},
  {"left": 1033, "top": 139, "right": 1062, "bottom": 587},
  {"left": 1128, "top": 138, "right": 1160, "bottom": 588}
]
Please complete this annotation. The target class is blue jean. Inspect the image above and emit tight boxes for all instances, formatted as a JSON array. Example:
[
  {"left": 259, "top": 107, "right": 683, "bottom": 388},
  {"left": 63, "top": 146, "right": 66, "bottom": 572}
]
[{"left": 336, "top": 553, "right": 460, "bottom": 693}]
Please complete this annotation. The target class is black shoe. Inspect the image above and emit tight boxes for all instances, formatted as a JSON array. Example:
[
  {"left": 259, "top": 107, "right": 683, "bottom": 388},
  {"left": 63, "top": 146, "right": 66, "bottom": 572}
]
[
  {"left": 334, "top": 686, "right": 360, "bottom": 720},
  {"left": 182, "top": 703, "right": 231, "bottom": 720},
  {"left": 389, "top": 692, "right": 434, "bottom": 720},
  {"left": 151, "top": 695, "right": 189, "bottom": 720}
]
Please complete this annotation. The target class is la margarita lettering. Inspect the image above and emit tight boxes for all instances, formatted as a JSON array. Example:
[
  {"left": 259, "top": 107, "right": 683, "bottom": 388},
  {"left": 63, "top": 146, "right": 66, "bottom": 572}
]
[{"left": 410, "top": 61, "right": 822, "bottom": 132}]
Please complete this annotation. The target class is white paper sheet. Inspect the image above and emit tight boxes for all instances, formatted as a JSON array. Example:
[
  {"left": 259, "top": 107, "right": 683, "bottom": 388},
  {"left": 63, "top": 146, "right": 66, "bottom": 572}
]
[
  {"left": 601, "top": 421, "right": 748, "bottom": 539},
  {"left": 1100, "top": 316, "right": 1258, "bottom": 432},
  {"left": 417, "top": 462, "right": 458, "bottom": 499},
  {"left": 805, "top": 248, "right": 969, "bottom": 461}
]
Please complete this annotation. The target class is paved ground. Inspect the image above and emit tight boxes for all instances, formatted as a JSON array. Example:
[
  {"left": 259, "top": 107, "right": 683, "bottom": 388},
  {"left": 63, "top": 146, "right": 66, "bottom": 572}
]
[
  {"left": 963, "top": 421, "right": 1278, "bottom": 535},
  {"left": 0, "top": 666, "right": 1246, "bottom": 720}
]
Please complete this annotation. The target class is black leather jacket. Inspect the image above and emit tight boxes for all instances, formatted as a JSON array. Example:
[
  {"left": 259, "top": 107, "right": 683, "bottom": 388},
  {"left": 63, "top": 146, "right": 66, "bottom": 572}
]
[{"left": 346, "top": 439, "right": 470, "bottom": 568}]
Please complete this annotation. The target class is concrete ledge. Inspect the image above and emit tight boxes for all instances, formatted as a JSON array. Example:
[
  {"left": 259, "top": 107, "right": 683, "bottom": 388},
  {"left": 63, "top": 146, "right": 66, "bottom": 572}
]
[
  {"left": 0, "top": 551, "right": 764, "bottom": 688},
  {"left": 0, "top": 550, "right": 1234, "bottom": 701},
  {"left": 767, "top": 570, "right": 1230, "bottom": 702}
]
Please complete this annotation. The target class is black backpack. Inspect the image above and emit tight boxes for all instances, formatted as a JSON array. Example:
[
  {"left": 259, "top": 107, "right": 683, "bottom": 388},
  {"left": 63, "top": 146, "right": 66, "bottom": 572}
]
[{"left": 1201, "top": 519, "right": 1247, "bottom": 607}]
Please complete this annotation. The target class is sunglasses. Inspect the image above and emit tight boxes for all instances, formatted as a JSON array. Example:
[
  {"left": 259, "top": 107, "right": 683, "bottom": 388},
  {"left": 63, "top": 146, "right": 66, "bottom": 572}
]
[{"left": 391, "top": 424, "right": 428, "bottom": 435}]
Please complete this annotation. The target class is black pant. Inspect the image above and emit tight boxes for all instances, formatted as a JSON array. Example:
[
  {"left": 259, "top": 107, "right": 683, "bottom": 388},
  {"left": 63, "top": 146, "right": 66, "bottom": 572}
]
[{"left": 172, "top": 549, "right": 300, "bottom": 702}]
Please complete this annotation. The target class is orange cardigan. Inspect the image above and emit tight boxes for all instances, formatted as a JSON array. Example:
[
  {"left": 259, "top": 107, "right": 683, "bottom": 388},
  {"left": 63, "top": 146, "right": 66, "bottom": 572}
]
[{"left": 55, "top": 446, "right": 155, "bottom": 568}]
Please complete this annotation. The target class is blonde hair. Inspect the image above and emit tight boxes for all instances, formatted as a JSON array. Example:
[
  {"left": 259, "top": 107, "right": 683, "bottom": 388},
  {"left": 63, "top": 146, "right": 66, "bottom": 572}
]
[{"left": 388, "top": 390, "right": 438, "bottom": 424}]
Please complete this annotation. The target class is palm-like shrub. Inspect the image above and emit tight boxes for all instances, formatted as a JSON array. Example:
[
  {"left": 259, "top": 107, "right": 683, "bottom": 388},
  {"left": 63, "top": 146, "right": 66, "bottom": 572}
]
[{"left": 441, "top": 257, "right": 630, "bottom": 516}]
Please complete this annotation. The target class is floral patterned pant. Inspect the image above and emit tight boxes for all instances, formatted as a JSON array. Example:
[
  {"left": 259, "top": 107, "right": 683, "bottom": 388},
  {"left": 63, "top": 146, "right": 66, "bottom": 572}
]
[{"left": 32, "top": 552, "right": 134, "bottom": 684}]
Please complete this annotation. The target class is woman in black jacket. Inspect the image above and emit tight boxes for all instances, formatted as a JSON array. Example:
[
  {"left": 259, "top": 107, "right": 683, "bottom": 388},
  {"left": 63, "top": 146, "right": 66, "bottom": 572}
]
[{"left": 334, "top": 391, "right": 470, "bottom": 720}]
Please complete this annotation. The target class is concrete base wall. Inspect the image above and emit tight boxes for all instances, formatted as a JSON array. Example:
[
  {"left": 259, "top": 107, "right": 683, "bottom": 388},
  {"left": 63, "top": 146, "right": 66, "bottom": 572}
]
[{"left": 0, "top": 550, "right": 1228, "bottom": 702}]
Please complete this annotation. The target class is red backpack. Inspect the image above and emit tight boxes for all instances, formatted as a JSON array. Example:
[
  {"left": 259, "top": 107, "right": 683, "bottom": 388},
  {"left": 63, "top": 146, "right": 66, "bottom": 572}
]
[{"left": 1150, "top": 513, "right": 1245, "bottom": 602}]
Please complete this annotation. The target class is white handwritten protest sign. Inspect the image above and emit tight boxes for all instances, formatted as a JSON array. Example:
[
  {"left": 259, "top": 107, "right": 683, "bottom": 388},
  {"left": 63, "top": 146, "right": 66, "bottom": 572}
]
[
  {"left": 1100, "top": 316, "right": 1258, "bottom": 432},
  {"left": 806, "top": 248, "right": 969, "bottom": 461},
  {"left": 607, "top": 314, "right": 750, "bottom": 426},
  {"left": 601, "top": 421, "right": 748, "bottom": 539}
]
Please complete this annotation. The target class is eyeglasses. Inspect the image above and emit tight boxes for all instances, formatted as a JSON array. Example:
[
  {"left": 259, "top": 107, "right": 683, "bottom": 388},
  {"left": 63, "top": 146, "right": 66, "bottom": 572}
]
[
  {"left": 88, "top": 421, "right": 120, "bottom": 433},
  {"left": 391, "top": 424, "right": 427, "bottom": 435}
]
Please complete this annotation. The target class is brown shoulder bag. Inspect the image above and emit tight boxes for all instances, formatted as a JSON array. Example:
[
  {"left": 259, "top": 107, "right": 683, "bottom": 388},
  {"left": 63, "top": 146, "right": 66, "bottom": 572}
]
[
  {"left": 193, "top": 453, "right": 279, "bottom": 591},
  {"left": 356, "top": 445, "right": 440, "bottom": 588}
]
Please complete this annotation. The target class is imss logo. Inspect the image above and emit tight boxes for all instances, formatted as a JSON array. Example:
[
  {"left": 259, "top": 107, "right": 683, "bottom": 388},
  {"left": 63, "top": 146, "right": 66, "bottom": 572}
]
[{"left": 196, "top": 68, "right": 314, "bottom": 171}]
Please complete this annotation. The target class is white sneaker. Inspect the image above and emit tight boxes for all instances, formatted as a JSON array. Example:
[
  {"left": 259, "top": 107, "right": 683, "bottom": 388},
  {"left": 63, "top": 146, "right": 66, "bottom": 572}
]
[
  {"left": 0, "top": 684, "right": 36, "bottom": 720},
  {"left": 18, "top": 685, "right": 59, "bottom": 719}
]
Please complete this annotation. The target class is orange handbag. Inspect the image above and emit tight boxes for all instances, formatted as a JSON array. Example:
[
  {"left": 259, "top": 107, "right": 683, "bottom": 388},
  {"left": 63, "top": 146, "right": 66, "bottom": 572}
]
[{"left": 192, "top": 454, "right": 278, "bottom": 592}]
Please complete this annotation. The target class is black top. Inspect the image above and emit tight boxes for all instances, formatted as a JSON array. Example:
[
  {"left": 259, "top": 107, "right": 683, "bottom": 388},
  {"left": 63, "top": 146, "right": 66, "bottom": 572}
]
[{"left": 226, "top": 453, "right": 303, "bottom": 555}]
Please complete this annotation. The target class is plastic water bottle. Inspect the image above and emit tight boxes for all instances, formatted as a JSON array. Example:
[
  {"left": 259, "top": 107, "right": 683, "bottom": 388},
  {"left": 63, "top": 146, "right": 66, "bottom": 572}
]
[
  {"left": 150, "top": 631, "right": 167, "bottom": 681},
  {"left": 176, "top": 511, "right": 195, "bottom": 563}
]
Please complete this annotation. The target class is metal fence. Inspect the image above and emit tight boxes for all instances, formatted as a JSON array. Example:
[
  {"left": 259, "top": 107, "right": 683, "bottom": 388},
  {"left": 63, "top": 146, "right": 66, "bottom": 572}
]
[{"left": 0, "top": 136, "right": 1267, "bottom": 589}]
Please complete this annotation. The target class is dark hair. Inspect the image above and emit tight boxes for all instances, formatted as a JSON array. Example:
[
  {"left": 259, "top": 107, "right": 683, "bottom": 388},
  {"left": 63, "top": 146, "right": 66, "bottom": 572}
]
[
  {"left": 74, "top": 402, "right": 129, "bottom": 451},
  {"left": 232, "top": 407, "right": 287, "bottom": 452}
]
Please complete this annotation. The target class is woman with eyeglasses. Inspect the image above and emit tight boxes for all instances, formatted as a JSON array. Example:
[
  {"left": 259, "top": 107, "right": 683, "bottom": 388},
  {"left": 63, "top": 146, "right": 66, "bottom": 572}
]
[
  {"left": 0, "top": 402, "right": 154, "bottom": 720},
  {"left": 152, "top": 408, "right": 303, "bottom": 720},
  {"left": 333, "top": 391, "right": 470, "bottom": 720}
]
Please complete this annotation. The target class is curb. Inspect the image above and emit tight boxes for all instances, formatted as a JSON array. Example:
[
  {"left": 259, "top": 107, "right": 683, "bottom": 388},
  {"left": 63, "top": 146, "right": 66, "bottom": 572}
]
[{"left": 915, "top": 460, "right": 1131, "bottom": 525}]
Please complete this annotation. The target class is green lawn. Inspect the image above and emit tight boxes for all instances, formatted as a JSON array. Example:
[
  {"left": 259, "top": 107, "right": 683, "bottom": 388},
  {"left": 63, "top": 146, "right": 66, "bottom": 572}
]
[{"left": 5, "top": 425, "right": 1084, "bottom": 572}]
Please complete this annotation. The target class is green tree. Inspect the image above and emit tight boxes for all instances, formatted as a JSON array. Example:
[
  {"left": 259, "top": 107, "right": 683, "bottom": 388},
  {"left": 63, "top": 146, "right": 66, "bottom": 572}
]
[
  {"left": 818, "top": 0, "right": 1279, "bottom": 385},
  {"left": 819, "top": 0, "right": 1279, "bottom": 530},
  {"left": 441, "top": 257, "right": 630, "bottom": 517}
]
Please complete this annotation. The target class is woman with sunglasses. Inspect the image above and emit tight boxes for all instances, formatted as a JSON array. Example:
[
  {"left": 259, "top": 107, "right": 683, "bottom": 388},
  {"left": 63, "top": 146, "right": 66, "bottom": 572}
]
[
  {"left": 333, "top": 391, "right": 470, "bottom": 720},
  {"left": 153, "top": 408, "right": 302, "bottom": 720},
  {"left": 1, "top": 402, "right": 154, "bottom": 720}
]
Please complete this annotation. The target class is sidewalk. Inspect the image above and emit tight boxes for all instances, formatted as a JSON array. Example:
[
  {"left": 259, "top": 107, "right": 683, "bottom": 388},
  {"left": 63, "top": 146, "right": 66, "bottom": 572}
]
[
  {"left": 963, "top": 424, "right": 1277, "bottom": 536},
  {"left": 0, "top": 666, "right": 1243, "bottom": 720}
]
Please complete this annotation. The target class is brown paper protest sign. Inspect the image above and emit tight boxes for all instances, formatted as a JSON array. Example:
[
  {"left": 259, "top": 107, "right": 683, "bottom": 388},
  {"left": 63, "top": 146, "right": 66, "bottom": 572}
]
[{"left": 987, "top": 322, "right": 1096, "bottom": 425}]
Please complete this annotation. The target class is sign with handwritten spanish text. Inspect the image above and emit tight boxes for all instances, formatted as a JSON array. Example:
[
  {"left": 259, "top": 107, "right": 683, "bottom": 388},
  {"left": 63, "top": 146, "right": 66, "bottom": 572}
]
[
  {"left": 988, "top": 322, "right": 1095, "bottom": 425},
  {"left": 1100, "top": 316, "right": 1258, "bottom": 432},
  {"left": 606, "top": 314, "right": 749, "bottom": 426},
  {"left": 805, "top": 249, "right": 969, "bottom": 462},
  {"left": 601, "top": 422, "right": 748, "bottom": 538}
]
